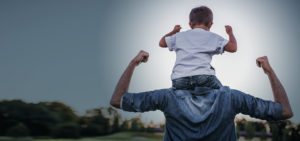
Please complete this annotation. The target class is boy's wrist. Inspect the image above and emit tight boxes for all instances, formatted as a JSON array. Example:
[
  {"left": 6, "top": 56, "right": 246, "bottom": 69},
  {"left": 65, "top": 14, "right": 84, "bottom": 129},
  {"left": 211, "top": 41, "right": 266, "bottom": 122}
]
[
  {"left": 166, "top": 30, "right": 178, "bottom": 37},
  {"left": 171, "top": 30, "right": 179, "bottom": 34},
  {"left": 227, "top": 32, "right": 233, "bottom": 35}
]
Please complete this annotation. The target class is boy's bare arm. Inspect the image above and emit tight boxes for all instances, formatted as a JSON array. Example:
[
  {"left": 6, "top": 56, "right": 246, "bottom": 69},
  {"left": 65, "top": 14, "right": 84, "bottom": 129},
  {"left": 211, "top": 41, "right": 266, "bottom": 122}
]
[
  {"left": 159, "top": 25, "right": 181, "bottom": 47},
  {"left": 224, "top": 25, "right": 237, "bottom": 53}
]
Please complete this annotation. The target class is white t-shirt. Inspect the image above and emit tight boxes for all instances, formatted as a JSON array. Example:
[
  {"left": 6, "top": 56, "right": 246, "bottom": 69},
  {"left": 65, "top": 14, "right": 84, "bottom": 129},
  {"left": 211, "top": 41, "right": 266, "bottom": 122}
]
[{"left": 165, "top": 28, "right": 228, "bottom": 80}]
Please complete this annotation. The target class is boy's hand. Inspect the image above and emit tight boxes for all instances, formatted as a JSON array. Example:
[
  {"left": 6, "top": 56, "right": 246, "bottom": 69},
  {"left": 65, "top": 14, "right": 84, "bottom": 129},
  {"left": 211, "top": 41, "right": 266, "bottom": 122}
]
[
  {"left": 225, "top": 25, "right": 233, "bottom": 34},
  {"left": 172, "top": 25, "right": 181, "bottom": 33}
]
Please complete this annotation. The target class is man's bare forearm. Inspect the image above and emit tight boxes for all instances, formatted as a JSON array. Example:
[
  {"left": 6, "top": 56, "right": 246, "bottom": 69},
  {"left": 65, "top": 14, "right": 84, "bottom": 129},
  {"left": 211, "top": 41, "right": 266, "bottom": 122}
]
[
  {"left": 110, "top": 61, "right": 136, "bottom": 108},
  {"left": 110, "top": 51, "right": 149, "bottom": 109},
  {"left": 256, "top": 56, "right": 293, "bottom": 119},
  {"left": 267, "top": 70, "right": 293, "bottom": 119}
]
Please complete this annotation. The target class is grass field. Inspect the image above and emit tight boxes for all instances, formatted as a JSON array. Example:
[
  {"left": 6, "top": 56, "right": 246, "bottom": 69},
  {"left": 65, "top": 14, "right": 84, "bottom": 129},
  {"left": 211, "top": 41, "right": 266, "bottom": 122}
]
[
  {"left": 0, "top": 132, "right": 164, "bottom": 141},
  {"left": 0, "top": 132, "right": 271, "bottom": 141}
]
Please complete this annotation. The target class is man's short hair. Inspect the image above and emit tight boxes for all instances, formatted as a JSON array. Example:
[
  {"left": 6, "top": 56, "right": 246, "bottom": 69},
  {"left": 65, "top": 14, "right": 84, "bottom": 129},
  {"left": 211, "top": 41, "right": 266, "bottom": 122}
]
[{"left": 189, "top": 6, "right": 213, "bottom": 27}]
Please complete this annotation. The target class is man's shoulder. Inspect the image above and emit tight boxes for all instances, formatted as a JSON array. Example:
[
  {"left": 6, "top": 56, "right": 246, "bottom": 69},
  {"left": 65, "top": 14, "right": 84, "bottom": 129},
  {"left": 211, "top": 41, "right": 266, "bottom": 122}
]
[
  {"left": 213, "top": 86, "right": 247, "bottom": 101},
  {"left": 213, "top": 86, "right": 232, "bottom": 96},
  {"left": 217, "top": 86, "right": 246, "bottom": 95}
]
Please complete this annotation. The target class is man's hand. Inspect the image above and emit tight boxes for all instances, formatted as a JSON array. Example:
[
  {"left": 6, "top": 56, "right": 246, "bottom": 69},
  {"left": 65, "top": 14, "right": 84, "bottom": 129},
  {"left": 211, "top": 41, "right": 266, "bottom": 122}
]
[
  {"left": 131, "top": 50, "right": 149, "bottom": 66},
  {"left": 173, "top": 25, "right": 182, "bottom": 33},
  {"left": 225, "top": 25, "right": 232, "bottom": 34},
  {"left": 256, "top": 56, "right": 273, "bottom": 74}
]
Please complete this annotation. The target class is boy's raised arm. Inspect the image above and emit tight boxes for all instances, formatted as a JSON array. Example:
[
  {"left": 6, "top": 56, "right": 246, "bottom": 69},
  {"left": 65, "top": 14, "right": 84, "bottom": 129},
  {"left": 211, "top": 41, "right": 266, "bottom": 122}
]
[
  {"left": 223, "top": 25, "right": 237, "bottom": 53},
  {"left": 159, "top": 25, "right": 181, "bottom": 48}
]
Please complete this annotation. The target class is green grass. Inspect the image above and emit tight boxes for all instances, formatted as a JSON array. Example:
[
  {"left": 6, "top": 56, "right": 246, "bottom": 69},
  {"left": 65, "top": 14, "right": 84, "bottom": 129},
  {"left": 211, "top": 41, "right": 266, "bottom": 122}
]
[{"left": 0, "top": 132, "right": 164, "bottom": 141}]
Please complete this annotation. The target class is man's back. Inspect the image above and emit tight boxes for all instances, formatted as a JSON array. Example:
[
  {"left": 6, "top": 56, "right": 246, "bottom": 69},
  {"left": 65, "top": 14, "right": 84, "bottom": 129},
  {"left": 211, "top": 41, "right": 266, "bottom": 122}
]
[
  {"left": 163, "top": 87, "right": 236, "bottom": 140},
  {"left": 121, "top": 86, "right": 282, "bottom": 141}
]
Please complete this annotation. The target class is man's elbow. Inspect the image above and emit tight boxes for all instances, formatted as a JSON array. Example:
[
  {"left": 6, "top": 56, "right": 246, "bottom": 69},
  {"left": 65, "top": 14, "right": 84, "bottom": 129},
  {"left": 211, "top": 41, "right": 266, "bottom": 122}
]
[
  {"left": 281, "top": 109, "right": 294, "bottom": 120},
  {"left": 286, "top": 111, "right": 294, "bottom": 119},
  {"left": 110, "top": 99, "right": 120, "bottom": 109}
]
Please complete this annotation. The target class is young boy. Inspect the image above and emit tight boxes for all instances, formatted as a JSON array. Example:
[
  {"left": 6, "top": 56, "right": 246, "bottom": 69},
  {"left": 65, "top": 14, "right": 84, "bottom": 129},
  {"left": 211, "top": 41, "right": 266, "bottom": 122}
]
[{"left": 159, "top": 6, "right": 237, "bottom": 90}]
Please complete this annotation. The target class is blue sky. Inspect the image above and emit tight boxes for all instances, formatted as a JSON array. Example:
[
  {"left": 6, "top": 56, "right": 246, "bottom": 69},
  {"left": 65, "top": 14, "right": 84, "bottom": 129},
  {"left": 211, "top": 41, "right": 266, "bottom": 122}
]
[{"left": 1, "top": 0, "right": 300, "bottom": 124}]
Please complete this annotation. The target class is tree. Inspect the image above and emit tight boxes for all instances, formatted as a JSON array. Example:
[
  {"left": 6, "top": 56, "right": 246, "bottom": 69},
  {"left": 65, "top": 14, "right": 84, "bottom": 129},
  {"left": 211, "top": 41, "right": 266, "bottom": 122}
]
[
  {"left": 0, "top": 100, "right": 60, "bottom": 136},
  {"left": 81, "top": 124, "right": 104, "bottom": 136},
  {"left": 107, "top": 107, "right": 121, "bottom": 133},
  {"left": 39, "top": 102, "right": 78, "bottom": 123},
  {"left": 245, "top": 122, "right": 256, "bottom": 139},
  {"left": 130, "top": 117, "right": 144, "bottom": 131},
  {"left": 6, "top": 122, "right": 30, "bottom": 137},
  {"left": 112, "top": 117, "right": 120, "bottom": 132},
  {"left": 82, "top": 108, "right": 110, "bottom": 135},
  {"left": 269, "top": 122, "right": 281, "bottom": 141},
  {"left": 120, "top": 120, "right": 129, "bottom": 131},
  {"left": 52, "top": 123, "right": 80, "bottom": 138}
]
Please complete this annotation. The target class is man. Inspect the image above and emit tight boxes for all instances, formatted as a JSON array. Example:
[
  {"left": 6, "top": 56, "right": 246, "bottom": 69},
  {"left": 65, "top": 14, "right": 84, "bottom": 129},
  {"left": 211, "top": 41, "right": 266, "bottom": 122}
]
[{"left": 110, "top": 50, "right": 293, "bottom": 140}]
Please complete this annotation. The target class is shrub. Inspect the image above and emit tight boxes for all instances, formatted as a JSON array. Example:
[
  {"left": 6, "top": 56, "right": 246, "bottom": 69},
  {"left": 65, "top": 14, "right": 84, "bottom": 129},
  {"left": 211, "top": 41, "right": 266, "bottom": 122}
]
[
  {"left": 6, "top": 123, "right": 30, "bottom": 137},
  {"left": 81, "top": 124, "right": 105, "bottom": 136},
  {"left": 245, "top": 122, "right": 255, "bottom": 139},
  {"left": 52, "top": 123, "right": 80, "bottom": 138}
]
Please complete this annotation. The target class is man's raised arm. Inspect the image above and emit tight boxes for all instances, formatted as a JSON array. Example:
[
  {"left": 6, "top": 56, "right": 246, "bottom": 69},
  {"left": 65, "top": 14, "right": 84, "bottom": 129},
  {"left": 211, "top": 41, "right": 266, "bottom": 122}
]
[
  {"left": 110, "top": 50, "right": 149, "bottom": 109},
  {"left": 256, "top": 56, "right": 293, "bottom": 119}
]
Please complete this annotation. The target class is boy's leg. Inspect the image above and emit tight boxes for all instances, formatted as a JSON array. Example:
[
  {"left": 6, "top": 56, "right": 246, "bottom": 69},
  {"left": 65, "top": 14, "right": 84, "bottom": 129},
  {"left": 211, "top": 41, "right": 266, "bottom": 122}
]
[
  {"left": 193, "top": 75, "right": 222, "bottom": 89},
  {"left": 210, "top": 75, "right": 223, "bottom": 89},
  {"left": 172, "top": 77, "right": 193, "bottom": 90}
]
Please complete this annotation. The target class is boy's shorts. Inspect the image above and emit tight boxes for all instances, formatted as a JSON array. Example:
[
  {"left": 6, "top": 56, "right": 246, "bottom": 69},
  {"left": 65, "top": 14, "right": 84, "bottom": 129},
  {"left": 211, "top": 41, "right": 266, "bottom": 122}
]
[{"left": 172, "top": 75, "right": 222, "bottom": 90}]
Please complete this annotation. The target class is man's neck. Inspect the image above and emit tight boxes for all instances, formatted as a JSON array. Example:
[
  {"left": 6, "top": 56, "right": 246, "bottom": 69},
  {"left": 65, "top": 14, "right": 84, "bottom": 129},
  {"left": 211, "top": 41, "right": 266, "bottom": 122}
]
[{"left": 192, "top": 25, "right": 210, "bottom": 31}]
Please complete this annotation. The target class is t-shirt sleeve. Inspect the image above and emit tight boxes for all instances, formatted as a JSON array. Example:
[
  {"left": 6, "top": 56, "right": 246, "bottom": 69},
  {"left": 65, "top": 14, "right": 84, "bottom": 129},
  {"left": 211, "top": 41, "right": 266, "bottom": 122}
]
[
  {"left": 165, "top": 34, "right": 177, "bottom": 51},
  {"left": 230, "top": 89, "right": 282, "bottom": 121},
  {"left": 121, "top": 89, "right": 170, "bottom": 112},
  {"left": 212, "top": 34, "right": 229, "bottom": 55}
]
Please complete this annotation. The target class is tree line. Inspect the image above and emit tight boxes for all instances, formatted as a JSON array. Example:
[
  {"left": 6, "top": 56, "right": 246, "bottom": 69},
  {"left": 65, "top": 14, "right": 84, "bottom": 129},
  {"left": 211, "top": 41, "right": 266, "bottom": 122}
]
[
  {"left": 0, "top": 100, "right": 163, "bottom": 138},
  {"left": 0, "top": 99, "right": 299, "bottom": 140},
  {"left": 236, "top": 118, "right": 300, "bottom": 140}
]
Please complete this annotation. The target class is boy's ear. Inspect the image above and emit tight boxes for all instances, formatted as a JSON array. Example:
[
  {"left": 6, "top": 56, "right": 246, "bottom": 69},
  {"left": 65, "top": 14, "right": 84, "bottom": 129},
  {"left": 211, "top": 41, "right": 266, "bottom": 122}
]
[
  {"left": 189, "top": 22, "right": 193, "bottom": 29},
  {"left": 207, "top": 22, "right": 213, "bottom": 29}
]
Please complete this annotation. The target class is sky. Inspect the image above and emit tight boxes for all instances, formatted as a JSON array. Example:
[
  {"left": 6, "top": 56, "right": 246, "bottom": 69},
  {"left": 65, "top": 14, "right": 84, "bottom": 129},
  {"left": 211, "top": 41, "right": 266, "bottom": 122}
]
[{"left": 1, "top": 0, "right": 300, "bottom": 124}]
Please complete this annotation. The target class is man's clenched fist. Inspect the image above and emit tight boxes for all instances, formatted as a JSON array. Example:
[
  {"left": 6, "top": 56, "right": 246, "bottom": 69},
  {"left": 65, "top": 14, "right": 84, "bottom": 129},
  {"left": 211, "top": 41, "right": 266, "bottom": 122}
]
[
  {"left": 256, "top": 56, "right": 273, "bottom": 74},
  {"left": 132, "top": 50, "right": 149, "bottom": 66}
]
